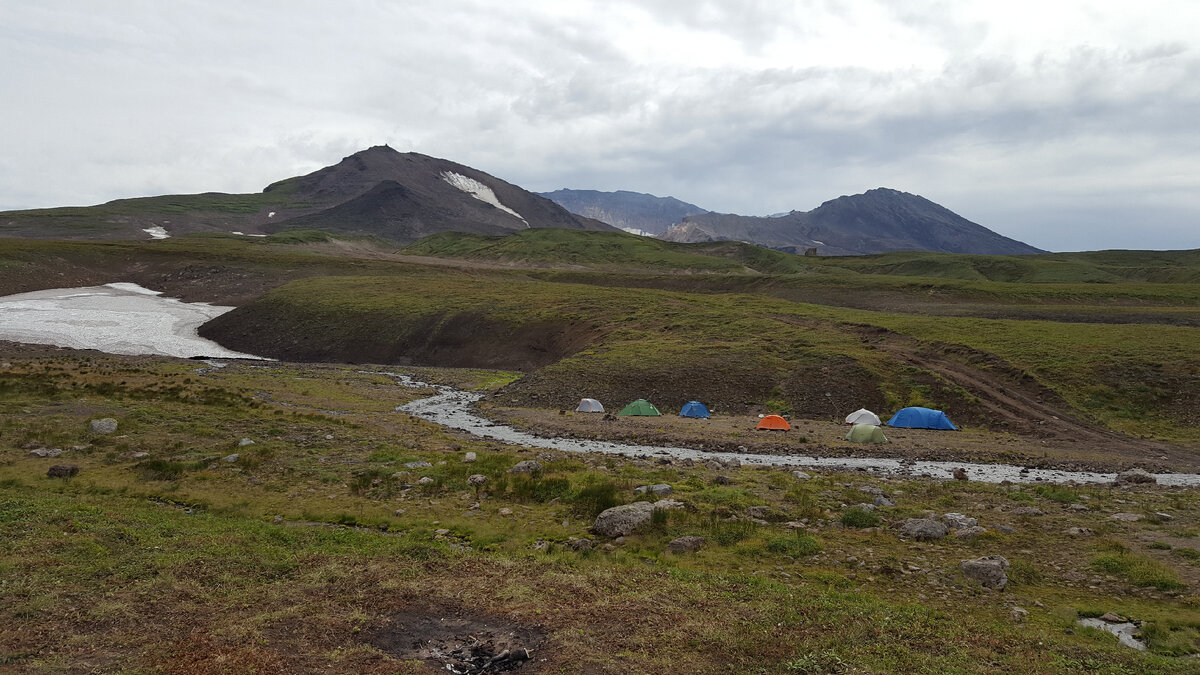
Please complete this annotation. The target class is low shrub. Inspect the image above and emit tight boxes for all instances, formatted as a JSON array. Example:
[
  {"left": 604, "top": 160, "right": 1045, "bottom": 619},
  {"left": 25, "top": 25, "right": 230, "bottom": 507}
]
[
  {"left": 840, "top": 507, "right": 880, "bottom": 529},
  {"left": 765, "top": 533, "right": 822, "bottom": 557},
  {"left": 134, "top": 459, "right": 185, "bottom": 481},
  {"left": 1092, "top": 553, "right": 1186, "bottom": 591},
  {"left": 568, "top": 479, "right": 622, "bottom": 518}
]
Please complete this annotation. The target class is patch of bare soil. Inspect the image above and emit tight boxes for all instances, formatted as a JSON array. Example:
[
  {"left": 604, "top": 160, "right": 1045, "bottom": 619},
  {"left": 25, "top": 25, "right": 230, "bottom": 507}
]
[{"left": 365, "top": 607, "right": 546, "bottom": 673}]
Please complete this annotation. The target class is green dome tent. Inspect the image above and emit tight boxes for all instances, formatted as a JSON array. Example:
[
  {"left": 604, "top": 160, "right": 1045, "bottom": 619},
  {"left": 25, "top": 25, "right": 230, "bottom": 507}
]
[
  {"left": 845, "top": 424, "right": 888, "bottom": 444},
  {"left": 617, "top": 399, "right": 661, "bottom": 416}
]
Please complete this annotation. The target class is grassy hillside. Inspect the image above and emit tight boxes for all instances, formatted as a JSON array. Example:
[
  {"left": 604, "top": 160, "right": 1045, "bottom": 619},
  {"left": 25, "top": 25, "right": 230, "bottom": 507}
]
[
  {"left": 403, "top": 229, "right": 822, "bottom": 274},
  {"left": 828, "top": 249, "right": 1200, "bottom": 284}
]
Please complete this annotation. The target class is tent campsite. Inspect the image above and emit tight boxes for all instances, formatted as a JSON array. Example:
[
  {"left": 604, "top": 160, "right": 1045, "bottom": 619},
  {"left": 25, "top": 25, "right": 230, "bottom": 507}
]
[
  {"left": 886, "top": 407, "right": 957, "bottom": 430},
  {"left": 845, "top": 423, "right": 888, "bottom": 444},
  {"left": 617, "top": 399, "right": 661, "bottom": 416},
  {"left": 575, "top": 398, "right": 605, "bottom": 413},
  {"left": 756, "top": 414, "right": 791, "bottom": 431},
  {"left": 844, "top": 408, "right": 882, "bottom": 426},
  {"left": 679, "top": 401, "right": 710, "bottom": 418}
]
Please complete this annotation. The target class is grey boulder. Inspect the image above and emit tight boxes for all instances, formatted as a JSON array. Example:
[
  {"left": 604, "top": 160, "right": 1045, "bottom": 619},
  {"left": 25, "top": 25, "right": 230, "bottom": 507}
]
[
  {"left": 668, "top": 536, "right": 706, "bottom": 553},
  {"left": 46, "top": 464, "right": 80, "bottom": 479},
  {"left": 89, "top": 418, "right": 118, "bottom": 435},
  {"left": 959, "top": 556, "right": 1010, "bottom": 590},
  {"left": 634, "top": 483, "right": 673, "bottom": 496},
  {"left": 1114, "top": 468, "right": 1157, "bottom": 485},
  {"left": 897, "top": 518, "right": 949, "bottom": 541},
  {"left": 508, "top": 460, "right": 542, "bottom": 474}
]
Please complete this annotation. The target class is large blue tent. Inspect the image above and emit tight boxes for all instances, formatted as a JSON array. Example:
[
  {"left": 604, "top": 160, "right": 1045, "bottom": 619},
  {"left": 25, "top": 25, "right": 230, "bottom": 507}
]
[
  {"left": 886, "top": 407, "right": 957, "bottom": 430},
  {"left": 679, "top": 401, "right": 710, "bottom": 418}
]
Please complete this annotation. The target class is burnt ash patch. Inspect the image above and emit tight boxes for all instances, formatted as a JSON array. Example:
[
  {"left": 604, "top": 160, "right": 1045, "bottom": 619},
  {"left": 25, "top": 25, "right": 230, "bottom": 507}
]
[{"left": 366, "top": 609, "right": 546, "bottom": 673}]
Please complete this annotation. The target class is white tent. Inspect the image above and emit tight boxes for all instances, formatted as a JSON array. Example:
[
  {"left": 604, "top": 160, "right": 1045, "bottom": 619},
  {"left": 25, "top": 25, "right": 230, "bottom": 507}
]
[
  {"left": 576, "top": 398, "right": 605, "bottom": 413},
  {"left": 845, "top": 408, "right": 881, "bottom": 426}
]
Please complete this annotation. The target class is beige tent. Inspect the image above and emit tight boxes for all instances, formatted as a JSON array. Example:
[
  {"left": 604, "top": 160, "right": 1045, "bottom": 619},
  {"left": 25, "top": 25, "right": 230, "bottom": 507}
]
[
  {"left": 576, "top": 398, "right": 605, "bottom": 413},
  {"left": 845, "top": 408, "right": 882, "bottom": 426}
]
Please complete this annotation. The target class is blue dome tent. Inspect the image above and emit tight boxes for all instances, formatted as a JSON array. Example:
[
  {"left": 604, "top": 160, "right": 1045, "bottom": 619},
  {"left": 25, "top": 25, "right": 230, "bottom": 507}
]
[
  {"left": 679, "top": 401, "right": 710, "bottom": 418},
  {"left": 886, "top": 407, "right": 957, "bottom": 430}
]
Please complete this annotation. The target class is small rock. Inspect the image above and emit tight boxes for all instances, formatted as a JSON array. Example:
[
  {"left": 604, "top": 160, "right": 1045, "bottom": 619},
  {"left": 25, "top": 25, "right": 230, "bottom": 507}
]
[
  {"left": 28, "top": 448, "right": 63, "bottom": 458},
  {"left": 1063, "top": 527, "right": 1095, "bottom": 537},
  {"left": 792, "top": 470, "right": 811, "bottom": 480},
  {"left": 668, "top": 535, "right": 705, "bottom": 553},
  {"left": 959, "top": 556, "right": 1010, "bottom": 590},
  {"left": 508, "top": 460, "right": 542, "bottom": 474},
  {"left": 1153, "top": 512, "right": 1174, "bottom": 521},
  {"left": 130, "top": 452, "right": 150, "bottom": 459},
  {"left": 467, "top": 474, "right": 488, "bottom": 487},
  {"left": 874, "top": 495, "right": 896, "bottom": 507},
  {"left": 404, "top": 460, "right": 432, "bottom": 469},
  {"left": 221, "top": 453, "right": 240, "bottom": 463},
  {"left": 1110, "top": 512, "right": 1143, "bottom": 522},
  {"left": 1114, "top": 468, "right": 1157, "bottom": 485},
  {"left": 897, "top": 518, "right": 950, "bottom": 541},
  {"left": 1099, "top": 611, "right": 1128, "bottom": 623},
  {"left": 653, "top": 499, "right": 685, "bottom": 511},
  {"left": 238, "top": 438, "right": 255, "bottom": 446},
  {"left": 943, "top": 513, "right": 978, "bottom": 530},
  {"left": 89, "top": 418, "right": 118, "bottom": 435},
  {"left": 569, "top": 538, "right": 593, "bottom": 551},
  {"left": 462, "top": 451, "right": 477, "bottom": 463},
  {"left": 499, "top": 508, "right": 513, "bottom": 517},
  {"left": 273, "top": 515, "right": 283, "bottom": 524},
  {"left": 1066, "top": 503, "right": 1089, "bottom": 511},
  {"left": 434, "top": 528, "right": 450, "bottom": 536},
  {"left": 634, "top": 483, "right": 673, "bottom": 496},
  {"left": 747, "top": 505, "right": 773, "bottom": 519},
  {"left": 46, "top": 464, "right": 80, "bottom": 479},
  {"left": 1011, "top": 607, "right": 1029, "bottom": 623},
  {"left": 418, "top": 476, "right": 435, "bottom": 485},
  {"left": 954, "top": 526, "right": 989, "bottom": 539},
  {"left": 393, "top": 508, "right": 406, "bottom": 516}
]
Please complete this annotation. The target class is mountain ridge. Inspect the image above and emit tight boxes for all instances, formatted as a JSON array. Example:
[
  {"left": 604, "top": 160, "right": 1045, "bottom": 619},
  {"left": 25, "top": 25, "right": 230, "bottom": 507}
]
[
  {"left": 659, "top": 188, "right": 1044, "bottom": 256},
  {"left": 538, "top": 189, "right": 707, "bottom": 235}
]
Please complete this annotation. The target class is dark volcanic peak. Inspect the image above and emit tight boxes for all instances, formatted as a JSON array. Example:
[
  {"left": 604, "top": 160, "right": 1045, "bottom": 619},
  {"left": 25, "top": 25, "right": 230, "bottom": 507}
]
[
  {"left": 539, "top": 188, "right": 708, "bottom": 235},
  {"left": 659, "top": 188, "right": 1043, "bottom": 256},
  {"left": 268, "top": 146, "right": 611, "bottom": 240}
]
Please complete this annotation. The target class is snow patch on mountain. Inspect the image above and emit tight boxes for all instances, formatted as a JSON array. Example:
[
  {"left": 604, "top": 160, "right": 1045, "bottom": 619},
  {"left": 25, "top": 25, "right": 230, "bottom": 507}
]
[
  {"left": 619, "top": 226, "right": 653, "bottom": 237},
  {"left": 441, "top": 171, "right": 528, "bottom": 226}
]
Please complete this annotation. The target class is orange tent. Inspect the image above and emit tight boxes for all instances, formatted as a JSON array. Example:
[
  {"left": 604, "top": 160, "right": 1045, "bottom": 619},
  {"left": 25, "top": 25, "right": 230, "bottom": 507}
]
[{"left": 756, "top": 415, "right": 791, "bottom": 431}]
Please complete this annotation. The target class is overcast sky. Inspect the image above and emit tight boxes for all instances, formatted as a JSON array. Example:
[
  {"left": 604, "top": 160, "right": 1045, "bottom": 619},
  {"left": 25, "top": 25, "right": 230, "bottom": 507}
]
[{"left": 3, "top": 1, "right": 1198, "bottom": 251}]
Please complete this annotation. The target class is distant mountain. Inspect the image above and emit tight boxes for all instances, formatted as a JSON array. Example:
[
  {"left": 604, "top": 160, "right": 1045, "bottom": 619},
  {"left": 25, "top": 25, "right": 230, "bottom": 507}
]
[
  {"left": 659, "top": 188, "right": 1043, "bottom": 256},
  {"left": 0, "top": 146, "right": 614, "bottom": 242},
  {"left": 538, "top": 189, "right": 707, "bottom": 235}
]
